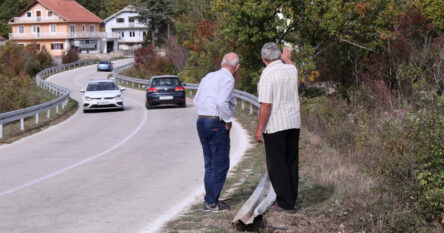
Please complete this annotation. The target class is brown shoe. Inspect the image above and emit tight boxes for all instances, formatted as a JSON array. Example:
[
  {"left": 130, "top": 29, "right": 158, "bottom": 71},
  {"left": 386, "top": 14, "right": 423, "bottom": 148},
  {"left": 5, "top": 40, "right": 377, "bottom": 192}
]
[{"left": 268, "top": 203, "right": 296, "bottom": 213}]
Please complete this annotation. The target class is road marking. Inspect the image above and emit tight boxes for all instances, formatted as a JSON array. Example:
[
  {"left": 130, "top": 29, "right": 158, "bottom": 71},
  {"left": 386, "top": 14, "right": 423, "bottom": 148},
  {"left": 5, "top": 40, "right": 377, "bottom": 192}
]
[
  {"left": 74, "top": 75, "right": 84, "bottom": 88},
  {"left": 0, "top": 99, "right": 148, "bottom": 198},
  {"left": 138, "top": 120, "right": 251, "bottom": 233}
]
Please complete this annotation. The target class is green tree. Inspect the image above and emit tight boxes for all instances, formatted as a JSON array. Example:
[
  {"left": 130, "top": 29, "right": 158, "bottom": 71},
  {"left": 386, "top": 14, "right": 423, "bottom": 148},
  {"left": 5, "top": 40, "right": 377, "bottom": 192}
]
[
  {"left": 76, "top": 0, "right": 105, "bottom": 18},
  {"left": 99, "top": 0, "right": 138, "bottom": 19},
  {"left": 0, "top": 0, "right": 33, "bottom": 38},
  {"left": 136, "top": 0, "right": 173, "bottom": 47}
]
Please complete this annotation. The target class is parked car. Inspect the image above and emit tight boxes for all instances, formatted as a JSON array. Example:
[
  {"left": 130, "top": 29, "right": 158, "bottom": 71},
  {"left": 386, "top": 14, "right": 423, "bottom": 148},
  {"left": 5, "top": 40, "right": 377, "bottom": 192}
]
[
  {"left": 81, "top": 79, "right": 125, "bottom": 113},
  {"left": 97, "top": 60, "right": 113, "bottom": 71},
  {"left": 145, "top": 75, "right": 186, "bottom": 109}
]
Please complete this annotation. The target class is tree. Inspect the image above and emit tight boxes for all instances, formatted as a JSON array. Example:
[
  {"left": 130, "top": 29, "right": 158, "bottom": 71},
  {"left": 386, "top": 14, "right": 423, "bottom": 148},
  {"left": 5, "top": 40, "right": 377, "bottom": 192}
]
[
  {"left": 0, "top": 0, "right": 33, "bottom": 38},
  {"left": 62, "top": 49, "right": 79, "bottom": 64},
  {"left": 136, "top": 0, "right": 173, "bottom": 47}
]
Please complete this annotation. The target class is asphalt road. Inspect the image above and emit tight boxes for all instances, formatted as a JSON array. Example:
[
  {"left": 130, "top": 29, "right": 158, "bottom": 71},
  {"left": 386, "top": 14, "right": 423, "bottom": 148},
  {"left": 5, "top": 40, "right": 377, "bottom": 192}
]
[{"left": 0, "top": 59, "right": 248, "bottom": 233}]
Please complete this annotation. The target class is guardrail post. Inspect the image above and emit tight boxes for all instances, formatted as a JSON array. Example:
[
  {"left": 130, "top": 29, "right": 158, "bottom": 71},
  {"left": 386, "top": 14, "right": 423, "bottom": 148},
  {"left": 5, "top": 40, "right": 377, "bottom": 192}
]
[
  {"left": 20, "top": 118, "right": 24, "bottom": 131},
  {"left": 250, "top": 103, "right": 253, "bottom": 115},
  {"left": 241, "top": 100, "right": 245, "bottom": 110},
  {"left": 56, "top": 105, "right": 59, "bottom": 113},
  {"left": 35, "top": 113, "right": 39, "bottom": 124},
  {"left": 0, "top": 124, "right": 3, "bottom": 139},
  {"left": 47, "top": 109, "right": 51, "bottom": 119},
  {"left": 189, "top": 90, "right": 193, "bottom": 95},
  {"left": 132, "top": 82, "right": 134, "bottom": 87}
]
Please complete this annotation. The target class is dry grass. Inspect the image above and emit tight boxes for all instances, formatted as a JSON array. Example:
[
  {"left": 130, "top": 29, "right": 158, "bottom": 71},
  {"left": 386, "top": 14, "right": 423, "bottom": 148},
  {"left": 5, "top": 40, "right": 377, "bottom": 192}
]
[{"left": 162, "top": 99, "right": 367, "bottom": 232}]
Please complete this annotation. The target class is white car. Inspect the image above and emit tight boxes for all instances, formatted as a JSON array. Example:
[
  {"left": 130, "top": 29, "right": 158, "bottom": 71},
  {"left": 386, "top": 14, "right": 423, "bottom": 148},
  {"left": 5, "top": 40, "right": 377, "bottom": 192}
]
[{"left": 80, "top": 79, "right": 125, "bottom": 113}]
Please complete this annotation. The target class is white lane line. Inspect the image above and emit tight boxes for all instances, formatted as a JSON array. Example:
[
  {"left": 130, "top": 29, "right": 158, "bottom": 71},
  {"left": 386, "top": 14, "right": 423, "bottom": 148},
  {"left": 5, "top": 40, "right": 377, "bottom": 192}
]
[
  {"left": 138, "top": 120, "right": 251, "bottom": 233},
  {"left": 74, "top": 75, "right": 84, "bottom": 88},
  {"left": 0, "top": 99, "right": 148, "bottom": 198}
]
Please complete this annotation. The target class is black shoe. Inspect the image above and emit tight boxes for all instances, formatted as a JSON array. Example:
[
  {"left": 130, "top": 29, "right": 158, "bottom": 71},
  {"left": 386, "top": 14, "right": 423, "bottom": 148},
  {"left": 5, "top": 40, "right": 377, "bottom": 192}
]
[{"left": 203, "top": 201, "right": 231, "bottom": 212}]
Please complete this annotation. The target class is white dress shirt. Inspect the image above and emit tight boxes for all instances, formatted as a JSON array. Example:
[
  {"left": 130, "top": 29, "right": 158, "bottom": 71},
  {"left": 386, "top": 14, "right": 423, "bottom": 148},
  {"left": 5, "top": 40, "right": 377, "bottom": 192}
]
[
  {"left": 194, "top": 68, "right": 236, "bottom": 123},
  {"left": 258, "top": 60, "right": 301, "bottom": 133}
]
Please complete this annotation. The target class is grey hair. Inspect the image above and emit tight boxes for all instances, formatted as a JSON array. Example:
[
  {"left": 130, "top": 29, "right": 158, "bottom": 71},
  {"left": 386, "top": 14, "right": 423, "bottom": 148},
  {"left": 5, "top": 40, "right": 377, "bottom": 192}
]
[
  {"left": 221, "top": 52, "right": 240, "bottom": 68},
  {"left": 261, "top": 42, "right": 281, "bottom": 61}
]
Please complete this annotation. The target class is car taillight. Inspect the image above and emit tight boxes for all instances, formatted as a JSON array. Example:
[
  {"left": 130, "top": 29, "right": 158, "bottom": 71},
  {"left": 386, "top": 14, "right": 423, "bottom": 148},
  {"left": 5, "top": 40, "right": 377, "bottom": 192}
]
[
  {"left": 174, "top": 86, "right": 185, "bottom": 91},
  {"left": 148, "top": 87, "right": 158, "bottom": 92}
]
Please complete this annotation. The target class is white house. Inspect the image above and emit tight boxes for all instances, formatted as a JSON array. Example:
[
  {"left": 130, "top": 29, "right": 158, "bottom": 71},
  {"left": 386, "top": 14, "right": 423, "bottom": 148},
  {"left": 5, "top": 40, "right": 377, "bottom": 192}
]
[{"left": 103, "top": 5, "right": 148, "bottom": 52}]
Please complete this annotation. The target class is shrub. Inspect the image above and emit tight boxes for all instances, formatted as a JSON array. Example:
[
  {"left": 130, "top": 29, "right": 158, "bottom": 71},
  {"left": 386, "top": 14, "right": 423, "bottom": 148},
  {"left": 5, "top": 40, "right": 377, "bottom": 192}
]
[
  {"left": 62, "top": 49, "right": 79, "bottom": 64},
  {"left": 129, "top": 44, "right": 177, "bottom": 79}
]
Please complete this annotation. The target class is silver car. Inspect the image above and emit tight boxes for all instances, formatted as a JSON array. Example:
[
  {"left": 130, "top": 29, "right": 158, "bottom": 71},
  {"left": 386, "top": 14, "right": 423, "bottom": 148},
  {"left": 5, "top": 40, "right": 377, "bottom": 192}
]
[
  {"left": 81, "top": 80, "right": 125, "bottom": 113},
  {"left": 97, "top": 60, "right": 113, "bottom": 71}
]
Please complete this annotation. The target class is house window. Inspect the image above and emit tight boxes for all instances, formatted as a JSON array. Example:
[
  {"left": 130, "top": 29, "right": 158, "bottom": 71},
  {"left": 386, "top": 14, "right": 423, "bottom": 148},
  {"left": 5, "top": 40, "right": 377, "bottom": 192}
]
[
  {"left": 129, "top": 31, "right": 135, "bottom": 37},
  {"left": 129, "top": 17, "right": 135, "bottom": 23},
  {"left": 121, "top": 32, "right": 125, "bottom": 37},
  {"left": 18, "top": 26, "right": 24, "bottom": 33},
  {"left": 51, "top": 43, "right": 64, "bottom": 50},
  {"left": 117, "top": 18, "right": 124, "bottom": 23},
  {"left": 89, "top": 25, "right": 95, "bottom": 32},
  {"left": 48, "top": 11, "right": 53, "bottom": 17},
  {"left": 27, "top": 12, "right": 32, "bottom": 17},
  {"left": 82, "top": 25, "right": 86, "bottom": 32},
  {"left": 50, "top": 25, "right": 56, "bottom": 33},
  {"left": 32, "top": 26, "right": 40, "bottom": 33},
  {"left": 143, "top": 31, "right": 147, "bottom": 37}
]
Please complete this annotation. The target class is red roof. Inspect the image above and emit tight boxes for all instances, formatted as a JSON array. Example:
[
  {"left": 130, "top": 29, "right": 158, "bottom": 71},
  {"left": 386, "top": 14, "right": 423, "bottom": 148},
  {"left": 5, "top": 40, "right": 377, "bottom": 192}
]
[{"left": 18, "top": 0, "right": 102, "bottom": 23}]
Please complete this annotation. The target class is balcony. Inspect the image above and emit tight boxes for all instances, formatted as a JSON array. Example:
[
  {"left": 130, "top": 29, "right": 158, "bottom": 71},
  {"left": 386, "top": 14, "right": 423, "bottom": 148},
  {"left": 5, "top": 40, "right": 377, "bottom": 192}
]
[
  {"left": 10, "top": 17, "right": 65, "bottom": 24},
  {"left": 9, "top": 32, "right": 111, "bottom": 40}
]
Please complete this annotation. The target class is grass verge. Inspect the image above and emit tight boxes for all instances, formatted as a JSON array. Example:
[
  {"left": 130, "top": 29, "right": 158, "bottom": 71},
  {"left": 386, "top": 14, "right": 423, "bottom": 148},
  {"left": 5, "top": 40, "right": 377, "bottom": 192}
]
[{"left": 162, "top": 97, "right": 362, "bottom": 232}]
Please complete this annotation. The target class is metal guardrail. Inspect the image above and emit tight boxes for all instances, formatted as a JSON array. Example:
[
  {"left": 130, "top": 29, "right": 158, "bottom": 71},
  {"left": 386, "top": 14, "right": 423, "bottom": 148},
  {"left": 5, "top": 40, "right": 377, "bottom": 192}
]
[
  {"left": 112, "top": 62, "right": 150, "bottom": 89},
  {"left": 0, "top": 60, "right": 93, "bottom": 138},
  {"left": 113, "top": 63, "right": 260, "bottom": 114},
  {"left": 112, "top": 62, "right": 275, "bottom": 226}
]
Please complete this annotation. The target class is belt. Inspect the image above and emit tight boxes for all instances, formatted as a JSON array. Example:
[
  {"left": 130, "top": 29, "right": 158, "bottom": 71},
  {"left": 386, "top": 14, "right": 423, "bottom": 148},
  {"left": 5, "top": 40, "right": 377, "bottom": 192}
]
[{"left": 198, "top": 115, "right": 220, "bottom": 120}]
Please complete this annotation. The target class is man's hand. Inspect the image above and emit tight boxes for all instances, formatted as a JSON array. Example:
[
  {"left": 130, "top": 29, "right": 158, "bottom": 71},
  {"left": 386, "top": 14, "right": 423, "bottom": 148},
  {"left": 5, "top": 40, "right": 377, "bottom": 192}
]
[
  {"left": 255, "top": 129, "right": 264, "bottom": 143},
  {"left": 281, "top": 47, "right": 294, "bottom": 65},
  {"left": 256, "top": 103, "right": 272, "bottom": 143},
  {"left": 225, "top": 122, "right": 232, "bottom": 130}
]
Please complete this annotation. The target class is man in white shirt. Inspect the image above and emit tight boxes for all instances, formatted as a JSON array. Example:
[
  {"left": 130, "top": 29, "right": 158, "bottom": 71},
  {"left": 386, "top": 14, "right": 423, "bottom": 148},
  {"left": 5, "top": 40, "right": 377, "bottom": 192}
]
[
  {"left": 194, "top": 52, "right": 240, "bottom": 212},
  {"left": 255, "top": 42, "right": 301, "bottom": 211}
]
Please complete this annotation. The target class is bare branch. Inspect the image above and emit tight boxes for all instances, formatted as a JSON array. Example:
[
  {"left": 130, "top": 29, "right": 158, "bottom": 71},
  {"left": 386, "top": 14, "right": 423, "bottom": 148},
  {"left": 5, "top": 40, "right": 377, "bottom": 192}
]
[{"left": 339, "top": 38, "right": 375, "bottom": 52}]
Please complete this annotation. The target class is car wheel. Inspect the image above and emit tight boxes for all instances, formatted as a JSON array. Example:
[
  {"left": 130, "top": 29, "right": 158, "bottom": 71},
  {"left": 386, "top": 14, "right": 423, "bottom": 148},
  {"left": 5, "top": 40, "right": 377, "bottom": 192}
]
[
  {"left": 119, "top": 107, "right": 124, "bottom": 111},
  {"left": 83, "top": 109, "right": 88, "bottom": 113},
  {"left": 180, "top": 102, "right": 186, "bottom": 108},
  {"left": 145, "top": 102, "right": 152, "bottom": 110}
]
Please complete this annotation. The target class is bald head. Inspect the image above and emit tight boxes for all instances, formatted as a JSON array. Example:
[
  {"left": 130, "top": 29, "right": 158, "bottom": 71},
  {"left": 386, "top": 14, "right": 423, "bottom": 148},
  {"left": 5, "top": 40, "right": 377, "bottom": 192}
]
[{"left": 221, "top": 52, "right": 240, "bottom": 70}]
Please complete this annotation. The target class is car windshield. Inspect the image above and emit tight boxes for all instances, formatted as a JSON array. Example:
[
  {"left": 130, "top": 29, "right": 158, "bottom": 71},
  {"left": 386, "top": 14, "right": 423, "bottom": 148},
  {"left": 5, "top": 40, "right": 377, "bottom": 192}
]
[
  {"left": 151, "top": 78, "right": 180, "bottom": 87},
  {"left": 86, "top": 82, "right": 118, "bottom": 91},
  {"left": 99, "top": 61, "right": 110, "bottom": 64}
]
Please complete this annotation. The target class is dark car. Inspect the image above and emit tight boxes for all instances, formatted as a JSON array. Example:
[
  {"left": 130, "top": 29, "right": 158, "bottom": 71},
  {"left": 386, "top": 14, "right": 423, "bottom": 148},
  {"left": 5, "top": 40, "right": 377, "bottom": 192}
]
[
  {"left": 97, "top": 60, "right": 113, "bottom": 71},
  {"left": 145, "top": 75, "right": 186, "bottom": 109}
]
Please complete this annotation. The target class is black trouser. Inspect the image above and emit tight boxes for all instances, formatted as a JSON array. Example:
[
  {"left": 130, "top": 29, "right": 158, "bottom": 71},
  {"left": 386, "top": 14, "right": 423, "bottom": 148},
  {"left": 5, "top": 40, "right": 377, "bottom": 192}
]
[{"left": 263, "top": 128, "right": 300, "bottom": 210}]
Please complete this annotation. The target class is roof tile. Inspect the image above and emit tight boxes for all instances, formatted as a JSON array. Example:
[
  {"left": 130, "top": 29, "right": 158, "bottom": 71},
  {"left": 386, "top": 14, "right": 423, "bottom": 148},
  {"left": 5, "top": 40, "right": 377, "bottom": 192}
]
[{"left": 37, "top": 0, "right": 102, "bottom": 23}]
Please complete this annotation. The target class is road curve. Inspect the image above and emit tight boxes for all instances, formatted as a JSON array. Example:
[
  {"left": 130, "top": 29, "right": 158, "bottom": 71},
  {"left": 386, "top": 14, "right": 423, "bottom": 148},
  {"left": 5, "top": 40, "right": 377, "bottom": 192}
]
[{"left": 0, "top": 59, "right": 248, "bottom": 233}]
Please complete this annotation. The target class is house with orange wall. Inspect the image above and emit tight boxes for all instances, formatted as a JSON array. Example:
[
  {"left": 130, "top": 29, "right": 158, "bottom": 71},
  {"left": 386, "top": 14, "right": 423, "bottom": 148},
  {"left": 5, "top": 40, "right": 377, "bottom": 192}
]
[{"left": 8, "top": 0, "right": 119, "bottom": 56}]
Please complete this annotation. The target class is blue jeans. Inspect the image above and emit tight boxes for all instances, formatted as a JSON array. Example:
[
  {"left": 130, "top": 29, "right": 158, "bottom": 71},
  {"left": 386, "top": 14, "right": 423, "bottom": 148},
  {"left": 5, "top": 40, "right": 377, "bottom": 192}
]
[{"left": 196, "top": 118, "right": 230, "bottom": 204}]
